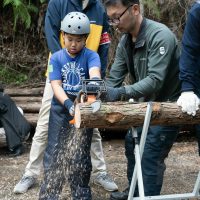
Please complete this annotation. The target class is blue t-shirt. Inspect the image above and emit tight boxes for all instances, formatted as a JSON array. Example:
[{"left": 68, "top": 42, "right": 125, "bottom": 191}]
[{"left": 49, "top": 47, "right": 101, "bottom": 95}]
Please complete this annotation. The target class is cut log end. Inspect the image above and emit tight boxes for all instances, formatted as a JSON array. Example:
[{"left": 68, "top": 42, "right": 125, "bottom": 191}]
[{"left": 74, "top": 104, "right": 81, "bottom": 128}]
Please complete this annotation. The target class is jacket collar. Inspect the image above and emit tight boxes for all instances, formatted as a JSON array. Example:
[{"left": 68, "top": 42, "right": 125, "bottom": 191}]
[
  {"left": 135, "top": 18, "right": 146, "bottom": 48},
  {"left": 125, "top": 18, "right": 146, "bottom": 49}
]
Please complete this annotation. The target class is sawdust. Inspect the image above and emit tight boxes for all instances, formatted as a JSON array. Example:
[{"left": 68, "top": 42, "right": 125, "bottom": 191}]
[{"left": 0, "top": 137, "right": 200, "bottom": 200}]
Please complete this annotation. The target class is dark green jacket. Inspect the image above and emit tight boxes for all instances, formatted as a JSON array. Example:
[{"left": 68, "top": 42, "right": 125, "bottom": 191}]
[{"left": 106, "top": 18, "right": 181, "bottom": 102}]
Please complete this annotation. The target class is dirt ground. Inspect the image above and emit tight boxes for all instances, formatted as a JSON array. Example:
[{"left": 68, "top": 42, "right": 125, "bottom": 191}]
[{"left": 0, "top": 135, "right": 200, "bottom": 200}]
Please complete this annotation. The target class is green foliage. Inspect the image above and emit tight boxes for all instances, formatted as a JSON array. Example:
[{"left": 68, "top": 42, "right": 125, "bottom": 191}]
[
  {"left": 0, "top": 65, "right": 28, "bottom": 85},
  {"left": 3, "top": 0, "right": 38, "bottom": 30}
]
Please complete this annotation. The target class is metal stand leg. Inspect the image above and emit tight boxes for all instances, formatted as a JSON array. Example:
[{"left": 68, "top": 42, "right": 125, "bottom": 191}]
[
  {"left": 127, "top": 102, "right": 200, "bottom": 200},
  {"left": 131, "top": 127, "right": 145, "bottom": 199},
  {"left": 128, "top": 102, "right": 153, "bottom": 200}
]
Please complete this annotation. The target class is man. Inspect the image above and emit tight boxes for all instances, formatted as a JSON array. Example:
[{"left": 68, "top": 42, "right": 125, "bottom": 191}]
[
  {"left": 102, "top": 0, "right": 181, "bottom": 199},
  {"left": 14, "top": 0, "right": 118, "bottom": 194},
  {"left": 177, "top": 1, "right": 200, "bottom": 153}
]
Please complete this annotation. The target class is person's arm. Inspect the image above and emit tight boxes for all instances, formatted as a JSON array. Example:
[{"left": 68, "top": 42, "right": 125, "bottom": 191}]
[
  {"left": 51, "top": 80, "right": 74, "bottom": 116},
  {"left": 49, "top": 54, "right": 74, "bottom": 116},
  {"left": 179, "top": 4, "right": 200, "bottom": 92},
  {"left": 44, "top": 0, "right": 62, "bottom": 54},
  {"left": 86, "top": 52, "right": 102, "bottom": 93},
  {"left": 87, "top": 51, "right": 101, "bottom": 79},
  {"left": 51, "top": 80, "right": 69, "bottom": 105},
  {"left": 177, "top": 4, "right": 200, "bottom": 116},
  {"left": 89, "top": 67, "right": 101, "bottom": 79},
  {"left": 124, "top": 29, "right": 178, "bottom": 99},
  {"left": 104, "top": 29, "right": 178, "bottom": 102}
]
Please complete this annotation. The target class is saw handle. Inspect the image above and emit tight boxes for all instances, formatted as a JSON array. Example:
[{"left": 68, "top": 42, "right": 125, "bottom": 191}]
[{"left": 69, "top": 94, "right": 96, "bottom": 125}]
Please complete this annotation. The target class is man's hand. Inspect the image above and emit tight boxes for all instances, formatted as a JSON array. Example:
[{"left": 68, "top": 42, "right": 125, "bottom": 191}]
[
  {"left": 64, "top": 99, "right": 75, "bottom": 116},
  {"left": 177, "top": 91, "right": 200, "bottom": 116},
  {"left": 101, "top": 86, "right": 126, "bottom": 102},
  {"left": 86, "top": 80, "right": 100, "bottom": 93}
]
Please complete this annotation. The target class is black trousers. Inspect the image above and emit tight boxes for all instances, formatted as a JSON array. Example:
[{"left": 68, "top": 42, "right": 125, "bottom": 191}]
[{"left": 0, "top": 92, "right": 30, "bottom": 150}]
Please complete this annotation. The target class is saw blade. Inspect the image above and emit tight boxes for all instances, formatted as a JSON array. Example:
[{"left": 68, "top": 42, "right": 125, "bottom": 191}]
[{"left": 90, "top": 100, "right": 101, "bottom": 113}]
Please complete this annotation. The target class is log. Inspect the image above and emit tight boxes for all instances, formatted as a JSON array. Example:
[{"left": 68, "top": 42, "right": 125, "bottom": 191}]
[
  {"left": 2, "top": 87, "right": 43, "bottom": 126},
  {"left": 5, "top": 87, "right": 44, "bottom": 97},
  {"left": 11, "top": 96, "right": 42, "bottom": 103},
  {"left": 16, "top": 103, "right": 41, "bottom": 113},
  {"left": 74, "top": 102, "right": 200, "bottom": 129}
]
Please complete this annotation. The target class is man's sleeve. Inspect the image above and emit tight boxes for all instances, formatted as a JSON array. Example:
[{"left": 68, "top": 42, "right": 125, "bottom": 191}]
[
  {"left": 125, "top": 29, "right": 178, "bottom": 99},
  {"left": 179, "top": 5, "right": 200, "bottom": 91},
  {"left": 106, "top": 42, "right": 128, "bottom": 87},
  {"left": 44, "top": 0, "right": 62, "bottom": 54},
  {"left": 97, "top": 12, "right": 110, "bottom": 79}
]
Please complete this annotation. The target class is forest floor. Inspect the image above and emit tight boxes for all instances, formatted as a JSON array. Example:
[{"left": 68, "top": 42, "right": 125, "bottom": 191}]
[{"left": 0, "top": 132, "right": 200, "bottom": 200}]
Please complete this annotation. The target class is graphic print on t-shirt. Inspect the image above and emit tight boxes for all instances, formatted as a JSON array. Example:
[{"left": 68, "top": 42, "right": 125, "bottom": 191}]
[{"left": 61, "top": 61, "right": 85, "bottom": 94}]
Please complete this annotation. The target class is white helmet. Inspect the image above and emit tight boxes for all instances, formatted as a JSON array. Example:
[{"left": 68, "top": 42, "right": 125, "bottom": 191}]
[{"left": 61, "top": 12, "right": 90, "bottom": 35}]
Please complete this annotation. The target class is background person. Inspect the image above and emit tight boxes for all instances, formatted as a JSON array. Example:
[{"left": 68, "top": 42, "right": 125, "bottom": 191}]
[
  {"left": 0, "top": 83, "right": 30, "bottom": 157},
  {"left": 177, "top": 1, "right": 200, "bottom": 154}
]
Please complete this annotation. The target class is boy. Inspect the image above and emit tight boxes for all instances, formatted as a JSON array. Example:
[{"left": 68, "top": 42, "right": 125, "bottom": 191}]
[
  {"left": 39, "top": 12, "right": 101, "bottom": 200},
  {"left": 14, "top": 0, "right": 117, "bottom": 194}
]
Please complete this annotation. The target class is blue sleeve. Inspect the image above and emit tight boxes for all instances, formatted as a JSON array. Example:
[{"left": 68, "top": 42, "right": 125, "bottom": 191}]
[
  {"left": 97, "top": 11, "right": 110, "bottom": 79},
  {"left": 45, "top": 0, "right": 62, "bottom": 54},
  {"left": 87, "top": 52, "right": 101, "bottom": 71},
  {"left": 49, "top": 54, "right": 62, "bottom": 81},
  {"left": 179, "top": 3, "right": 200, "bottom": 91}
]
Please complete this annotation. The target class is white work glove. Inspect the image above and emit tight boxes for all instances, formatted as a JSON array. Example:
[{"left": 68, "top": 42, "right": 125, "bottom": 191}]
[{"left": 177, "top": 91, "right": 200, "bottom": 116}]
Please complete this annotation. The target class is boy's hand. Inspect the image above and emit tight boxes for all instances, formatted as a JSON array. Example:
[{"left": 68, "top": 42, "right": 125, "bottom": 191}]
[{"left": 64, "top": 99, "right": 75, "bottom": 116}]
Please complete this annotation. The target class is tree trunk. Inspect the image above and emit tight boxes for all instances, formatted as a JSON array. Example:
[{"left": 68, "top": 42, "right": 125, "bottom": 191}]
[{"left": 74, "top": 102, "right": 200, "bottom": 129}]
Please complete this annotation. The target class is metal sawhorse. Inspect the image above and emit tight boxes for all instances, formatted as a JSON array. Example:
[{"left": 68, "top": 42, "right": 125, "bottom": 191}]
[{"left": 128, "top": 102, "right": 200, "bottom": 200}]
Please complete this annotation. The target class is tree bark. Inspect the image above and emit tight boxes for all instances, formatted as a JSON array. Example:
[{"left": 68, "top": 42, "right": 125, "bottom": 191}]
[
  {"left": 74, "top": 102, "right": 200, "bottom": 129},
  {"left": 5, "top": 87, "right": 44, "bottom": 96},
  {"left": 16, "top": 103, "right": 41, "bottom": 113},
  {"left": 11, "top": 96, "right": 42, "bottom": 103}
]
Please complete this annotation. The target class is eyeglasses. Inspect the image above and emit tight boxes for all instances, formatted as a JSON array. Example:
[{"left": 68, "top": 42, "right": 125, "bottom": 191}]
[{"left": 108, "top": 5, "right": 133, "bottom": 26}]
